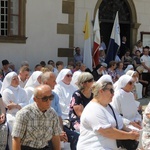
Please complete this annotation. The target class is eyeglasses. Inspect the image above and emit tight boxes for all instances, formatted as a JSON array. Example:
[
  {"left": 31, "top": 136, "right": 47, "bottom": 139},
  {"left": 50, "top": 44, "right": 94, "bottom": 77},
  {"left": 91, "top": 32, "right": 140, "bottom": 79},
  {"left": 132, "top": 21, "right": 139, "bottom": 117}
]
[
  {"left": 128, "top": 81, "right": 134, "bottom": 85},
  {"left": 103, "top": 88, "right": 114, "bottom": 94},
  {"left": 66, "top": 74, "right": 72, "bottom": 77},
  {"left": 84, "top": 78, "right": 94, "bottom": 83},
  {"left": 36, "top": 94, "right": 54, "bottom": 102}
]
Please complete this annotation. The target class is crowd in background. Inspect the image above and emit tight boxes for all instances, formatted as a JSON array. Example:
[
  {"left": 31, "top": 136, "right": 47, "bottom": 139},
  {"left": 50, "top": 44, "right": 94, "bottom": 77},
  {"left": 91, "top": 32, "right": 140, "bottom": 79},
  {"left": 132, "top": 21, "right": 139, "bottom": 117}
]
[{"left": 0, "top": 36, "right": 150, "bottom": 150}]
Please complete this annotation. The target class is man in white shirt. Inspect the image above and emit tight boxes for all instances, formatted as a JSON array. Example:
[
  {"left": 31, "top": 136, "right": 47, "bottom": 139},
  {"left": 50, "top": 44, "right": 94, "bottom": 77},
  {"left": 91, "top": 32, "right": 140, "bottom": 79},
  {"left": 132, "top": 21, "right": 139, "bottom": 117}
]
[
  {"left": 18, "top": 66, "right": 30, "bottom": 88},
  {"left": 140, "top": 46, "right": 150, "bottom": 96}
]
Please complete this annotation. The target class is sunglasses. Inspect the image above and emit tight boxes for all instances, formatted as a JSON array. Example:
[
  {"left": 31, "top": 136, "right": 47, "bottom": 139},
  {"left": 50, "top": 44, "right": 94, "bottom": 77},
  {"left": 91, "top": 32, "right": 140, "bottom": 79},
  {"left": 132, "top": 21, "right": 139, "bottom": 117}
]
[
  {"left": 36, "top": 94, "right": 54, "bottom": 102},
  {"left": 103, "top": 88, "right": 114, "bottom": 94},
  {"left": 66, "top": 74, "right": 72, "bottom": 77},
  {"left": 128, "top": 81, "right": 134, "bottom": 85},
  {"left": 84, "top": 78, "right": 94, "bottom": 83}
]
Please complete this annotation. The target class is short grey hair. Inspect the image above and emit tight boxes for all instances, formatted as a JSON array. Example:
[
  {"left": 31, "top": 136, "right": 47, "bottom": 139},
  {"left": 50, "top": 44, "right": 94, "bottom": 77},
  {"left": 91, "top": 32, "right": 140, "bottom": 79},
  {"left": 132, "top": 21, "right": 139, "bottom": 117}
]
[
  {"left": 41, "top": 71, "right": 53, "bottom": 84},
  {"left": 92, "top": 81, "right": 112, "bottom": 97},
  {"left": 77, "top": 72, "right": 93, "bottom": 90}
]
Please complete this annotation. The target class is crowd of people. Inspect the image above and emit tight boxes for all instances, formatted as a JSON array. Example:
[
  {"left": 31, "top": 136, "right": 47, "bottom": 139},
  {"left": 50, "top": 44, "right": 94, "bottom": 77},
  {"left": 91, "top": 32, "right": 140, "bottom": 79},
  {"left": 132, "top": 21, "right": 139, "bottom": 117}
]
[{"left": 0, "top": 39, "right": 150, "bottom": 150}]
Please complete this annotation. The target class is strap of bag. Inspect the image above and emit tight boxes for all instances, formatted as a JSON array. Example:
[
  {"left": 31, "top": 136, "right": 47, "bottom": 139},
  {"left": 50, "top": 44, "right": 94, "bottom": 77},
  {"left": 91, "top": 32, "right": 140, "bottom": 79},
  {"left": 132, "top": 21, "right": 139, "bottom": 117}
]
[{"left": 108, "top": 104, "right": 118, "bottom": 129}]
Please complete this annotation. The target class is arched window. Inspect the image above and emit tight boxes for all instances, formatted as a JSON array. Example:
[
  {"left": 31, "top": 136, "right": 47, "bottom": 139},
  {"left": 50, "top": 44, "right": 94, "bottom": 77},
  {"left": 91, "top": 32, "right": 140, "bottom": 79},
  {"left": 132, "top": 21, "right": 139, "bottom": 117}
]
[
  {"left": 0, "top": 0, "right": 26, "bottom": 43},
  {"left": 98, "top": 0, "right": 131, "bottom": 49},
  {"left": 99, "top": 0, "right": 130, "bottom": 23}
]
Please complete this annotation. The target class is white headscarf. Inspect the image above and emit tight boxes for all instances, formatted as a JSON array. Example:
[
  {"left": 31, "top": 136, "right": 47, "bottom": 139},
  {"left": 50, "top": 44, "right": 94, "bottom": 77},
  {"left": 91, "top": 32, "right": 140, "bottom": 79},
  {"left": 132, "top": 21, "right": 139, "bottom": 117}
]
[
  {"left": 1, "top": 72, "right": 18, "bottom": 94},
  {"left": 114, "top": 74, "right": 132, "bottom": 91},
  {"left": 96, "top": 74, "right": 113, "bottom": 84},
  {"left": 24, "top": 71, "right": 42, "bottom": 89},
  {"left": 126, "top": 70, "right": 136, "bottom": 77},
  {"left": 71, "top": 71, "right": 81, "bottom": 89},
  {"left": 124, "top": 65, "right": 134, "bottom": 73},
  {"left": 56, "top": 69, "right": 72, "bottom": 84}
]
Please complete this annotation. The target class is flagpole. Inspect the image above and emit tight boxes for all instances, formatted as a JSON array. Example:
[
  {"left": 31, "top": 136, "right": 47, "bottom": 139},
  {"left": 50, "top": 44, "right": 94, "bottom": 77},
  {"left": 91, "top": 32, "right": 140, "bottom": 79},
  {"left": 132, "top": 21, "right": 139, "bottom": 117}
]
[
  {"left": 105, "top": 11, "right": 120, "bottom": 65},
  {"left": 93, "top": 9, "right": 101, "bottom": 68}
]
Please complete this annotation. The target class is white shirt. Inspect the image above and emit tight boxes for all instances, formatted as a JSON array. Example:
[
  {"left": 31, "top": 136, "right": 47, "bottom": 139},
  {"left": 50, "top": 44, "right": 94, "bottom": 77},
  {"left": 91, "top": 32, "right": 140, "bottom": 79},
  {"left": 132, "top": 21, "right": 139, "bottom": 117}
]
[
  {"left": 140, "top": 55, "right": 150, "bottom": 73},
  {"left": 18, "top": 76, "right": 28, "bottom": 88},
  {"left": 77, "top": 101, "right": 123, "bottom": 150}
]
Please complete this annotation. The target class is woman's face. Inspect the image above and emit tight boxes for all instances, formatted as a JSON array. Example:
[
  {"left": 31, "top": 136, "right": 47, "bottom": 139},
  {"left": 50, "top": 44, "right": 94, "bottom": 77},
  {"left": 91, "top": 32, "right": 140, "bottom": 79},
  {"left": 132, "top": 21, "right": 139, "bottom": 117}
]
[
  {"left": 123, "top": 80, "right": 134, "bottom": 92},
  {"left": 11, "top": 75, "right": 19, "bottom": 87},
  {"left": 102, "top": 84, "right": 114, "bottom": 103},
  {"left": 83, "top": 78, "right": 94, "bottom": 89},
  {"left": 135, "top": 51, "right": 141, "bottom": 56},
  {"left": 119, "top": 63, "right": 123, "bottom": 69},
  {"left": 62, "top": 74, "right": 72, "bottom": 85}
]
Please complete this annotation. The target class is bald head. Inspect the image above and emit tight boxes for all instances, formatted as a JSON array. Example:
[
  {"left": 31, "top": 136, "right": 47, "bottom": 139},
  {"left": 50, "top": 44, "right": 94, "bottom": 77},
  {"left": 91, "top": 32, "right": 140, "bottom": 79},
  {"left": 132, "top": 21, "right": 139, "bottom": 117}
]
[
  {"left": 34, "top": 84, "right": 52, "bottom": 98},
  {"left": 33, "top": 84, "right": 53, "bottom": 112}
]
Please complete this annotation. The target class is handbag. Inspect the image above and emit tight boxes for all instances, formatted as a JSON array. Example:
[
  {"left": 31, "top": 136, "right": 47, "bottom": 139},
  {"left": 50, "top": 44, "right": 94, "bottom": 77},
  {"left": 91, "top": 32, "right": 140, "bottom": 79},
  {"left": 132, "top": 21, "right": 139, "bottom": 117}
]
[
  {"left": 136, "top": 65, "right": 144, "bottom": 74},
  {"left": 108, "top": 104, "right": 139, "bottom": 150}
]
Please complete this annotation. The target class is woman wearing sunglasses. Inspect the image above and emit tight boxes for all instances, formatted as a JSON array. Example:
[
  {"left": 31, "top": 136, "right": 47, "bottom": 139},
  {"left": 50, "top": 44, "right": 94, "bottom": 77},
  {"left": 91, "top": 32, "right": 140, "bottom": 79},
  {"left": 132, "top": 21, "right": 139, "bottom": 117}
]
[
  {"left": 1, "top": 72, "right": 27, "bottom": 150},
  {"left": 54, "top": 69, "right": 76, "bottom": 120},
  {"left": 77, "top": 75, "right": 139, "bottom": 150},
  {"left": 111, "top": 74, "right": 142, "bottom": 131},
  {"left": 69, "top": 72, "right": 94, "bottom": 132}
]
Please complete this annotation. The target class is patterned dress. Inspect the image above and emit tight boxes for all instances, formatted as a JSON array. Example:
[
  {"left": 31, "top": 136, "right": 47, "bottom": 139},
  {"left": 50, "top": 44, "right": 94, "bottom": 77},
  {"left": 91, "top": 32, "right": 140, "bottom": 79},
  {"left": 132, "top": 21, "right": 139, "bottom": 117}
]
[
  {"left": 69, "top": 90, "right": 93, "bottom": 132},
  {"left": 142, "top": 102, "right": 150, "bottom": 149},
  {"left": 0, "top": 102, "right": 8, "bottom": 150}
]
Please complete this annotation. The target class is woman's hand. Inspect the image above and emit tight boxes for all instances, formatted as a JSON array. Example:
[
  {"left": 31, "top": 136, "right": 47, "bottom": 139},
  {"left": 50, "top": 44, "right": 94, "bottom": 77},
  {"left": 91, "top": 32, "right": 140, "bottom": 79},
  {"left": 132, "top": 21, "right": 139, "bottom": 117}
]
[
  {"left": 7, "top": 101, "right": 21, "bottom": 110},
  {"left": 60, "top": 131, "right": 68, "bottom": 142},
  {"left": 129, "top": 130, "right": 140, "bottom": 141},
  {"left": 130, "top": 121, "right": 142, "bottom": 130},
  {"left": 0, "top": 113, "right": 5, "bottom": 124}
]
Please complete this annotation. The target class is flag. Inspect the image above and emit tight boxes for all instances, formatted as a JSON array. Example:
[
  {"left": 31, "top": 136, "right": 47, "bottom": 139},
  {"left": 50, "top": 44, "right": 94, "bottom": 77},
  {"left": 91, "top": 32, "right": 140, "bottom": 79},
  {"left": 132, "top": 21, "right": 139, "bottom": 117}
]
[
  {"left": 105, "top": 11, "right": 120, "bottom": 65},
  {"left": 83, "top": 12, "right": 92, "bottom": 71},
  {"left": 93, "top": 9, "right": 100, "bottom": 68}
]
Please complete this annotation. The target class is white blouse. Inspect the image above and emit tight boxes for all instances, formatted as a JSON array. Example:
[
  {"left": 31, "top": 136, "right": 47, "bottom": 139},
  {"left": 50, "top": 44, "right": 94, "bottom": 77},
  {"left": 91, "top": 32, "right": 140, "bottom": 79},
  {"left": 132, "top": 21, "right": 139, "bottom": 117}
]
[{"left": 77, "top": 101, "right": 123, "bottom": 150}]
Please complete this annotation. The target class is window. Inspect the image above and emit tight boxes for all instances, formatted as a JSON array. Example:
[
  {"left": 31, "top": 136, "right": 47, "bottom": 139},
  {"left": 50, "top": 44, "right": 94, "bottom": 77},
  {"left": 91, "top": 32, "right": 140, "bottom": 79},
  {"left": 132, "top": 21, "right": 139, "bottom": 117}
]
[{"left": 0, "top": 0, "right": 27, "bottom": 43}]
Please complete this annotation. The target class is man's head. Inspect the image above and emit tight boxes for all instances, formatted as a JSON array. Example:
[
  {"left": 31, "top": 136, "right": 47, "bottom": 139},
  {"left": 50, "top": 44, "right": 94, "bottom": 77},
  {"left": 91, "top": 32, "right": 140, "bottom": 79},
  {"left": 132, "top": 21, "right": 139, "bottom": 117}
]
[
  {"left": 34, "top": 64, "right": 42, "bottom": 71},
  {"left": 19, "top": 66, "right": 30, "bottom": 81},
  {"left": 34, "top": 84, "right": 54, "bottom": 112},
  {"left": 122, "top": 36, "right": 127, "bottom": 43},
  {"left": 47, "top": 60, "right": 55, "bottom": 67},
  {"left": 75, "top": 47, "right": 81, "bottom": 55},
  {"left": 41, "top": 71, "right": 56, "bottom": 89},
  {"left": 143, "top": 46, "right": 149, "bottom": 56},
  {"left": 2, "top": 59, "right": 9, "bottom": 70},
  {"left": 56, "top": 61, "right": 64, "bottom": 70}
]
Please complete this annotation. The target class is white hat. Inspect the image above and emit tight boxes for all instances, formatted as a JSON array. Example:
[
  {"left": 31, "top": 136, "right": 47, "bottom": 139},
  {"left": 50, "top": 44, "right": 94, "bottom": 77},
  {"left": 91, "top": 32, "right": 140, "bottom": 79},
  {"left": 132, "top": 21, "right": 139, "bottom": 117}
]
[
  {"left": 124, "top": 65, "right": 134, "bottom": 73},
  {"left": 101, "top": 62, "right": 107, "bottom": 68}
]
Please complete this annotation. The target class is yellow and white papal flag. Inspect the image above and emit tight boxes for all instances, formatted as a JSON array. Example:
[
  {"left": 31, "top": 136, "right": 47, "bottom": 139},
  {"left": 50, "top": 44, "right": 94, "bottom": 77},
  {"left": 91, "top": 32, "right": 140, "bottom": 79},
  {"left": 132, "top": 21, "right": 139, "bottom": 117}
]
[{"left": 83, "top": 12, "right": 92, "bottom": 71}]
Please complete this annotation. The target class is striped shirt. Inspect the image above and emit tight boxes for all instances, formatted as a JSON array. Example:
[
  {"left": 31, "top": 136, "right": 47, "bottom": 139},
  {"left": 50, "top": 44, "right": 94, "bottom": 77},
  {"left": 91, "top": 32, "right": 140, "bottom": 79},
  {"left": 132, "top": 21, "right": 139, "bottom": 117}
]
[{"left": 12, "top": 102, "right": 60, "bottom": 148}]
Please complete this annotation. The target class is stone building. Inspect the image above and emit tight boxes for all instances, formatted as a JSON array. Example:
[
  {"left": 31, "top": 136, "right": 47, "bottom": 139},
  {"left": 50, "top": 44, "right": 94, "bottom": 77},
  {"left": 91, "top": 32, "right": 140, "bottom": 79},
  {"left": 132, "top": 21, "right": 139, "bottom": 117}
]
[{"left": 0, "top": 0, "right": 150, "bottom": 70}]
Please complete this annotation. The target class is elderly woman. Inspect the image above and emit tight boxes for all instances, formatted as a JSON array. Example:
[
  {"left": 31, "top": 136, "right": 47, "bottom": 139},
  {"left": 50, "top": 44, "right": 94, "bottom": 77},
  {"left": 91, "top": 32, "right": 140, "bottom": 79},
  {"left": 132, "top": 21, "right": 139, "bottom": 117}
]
[
  {"left": 77, "top": 75, "right": 139, "bottom": 150},
  {"left": 54, "top": 69, "right": 78, "bottom": 150},
  {"left": 1, "top": 72, "right": 27, "bottom": 149},
  {"left": 107, "top": 61, "right": 118, "bottom": 83},
  {"left": 54, "top": 68, "right": 76, "bottom": 120},
  {"left": 24, "top": 71, "right": 42, "bottom": 102},
  {"left": 69, "top": 72, "right": 93, "bottom": 132},
  {"left": 126, "top": 70, "right": 143, "bottom": 100},
  {"left": 111, "top": 74, "right": 142, "bottom": 130},
  {"left": 116, "top": 62, "right": 125, "bottom": 78}
]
